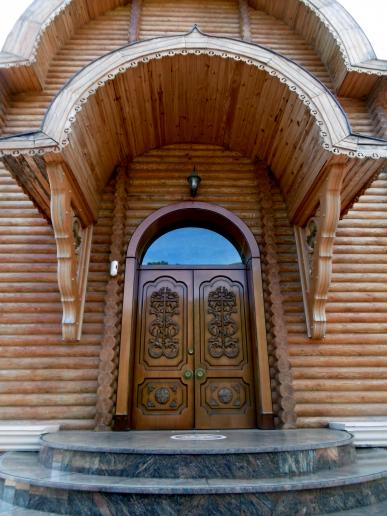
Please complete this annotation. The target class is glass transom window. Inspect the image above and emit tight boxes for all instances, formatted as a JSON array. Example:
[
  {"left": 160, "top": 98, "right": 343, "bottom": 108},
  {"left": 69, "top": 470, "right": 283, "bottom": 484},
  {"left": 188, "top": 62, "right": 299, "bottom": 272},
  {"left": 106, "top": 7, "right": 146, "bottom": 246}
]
[{"left": 142, "top": 227, "right": 242, "bottom": 265}]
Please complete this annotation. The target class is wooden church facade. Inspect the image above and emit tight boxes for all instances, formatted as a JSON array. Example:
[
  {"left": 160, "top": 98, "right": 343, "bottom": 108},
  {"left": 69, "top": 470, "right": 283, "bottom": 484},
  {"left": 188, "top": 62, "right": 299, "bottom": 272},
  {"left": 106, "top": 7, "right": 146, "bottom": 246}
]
[{"left": 0, "top": 0, "right": 386, "bottom": 433}]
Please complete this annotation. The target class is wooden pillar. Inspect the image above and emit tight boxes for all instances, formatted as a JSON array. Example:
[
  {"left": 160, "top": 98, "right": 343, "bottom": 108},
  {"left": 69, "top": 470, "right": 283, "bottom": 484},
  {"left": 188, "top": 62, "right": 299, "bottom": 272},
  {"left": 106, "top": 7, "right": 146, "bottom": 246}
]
[
  {"left": 114, "top": 256, "right": 138, "bottom": 428},
  {"left": 257, "top": 169, "right": 297, "bottom": 428},
  {"left": 248, "top": 256, "right": 274, "bottom": 428},
  {"left": 95, "top": 168, "right": 128, "bottom": 429}
]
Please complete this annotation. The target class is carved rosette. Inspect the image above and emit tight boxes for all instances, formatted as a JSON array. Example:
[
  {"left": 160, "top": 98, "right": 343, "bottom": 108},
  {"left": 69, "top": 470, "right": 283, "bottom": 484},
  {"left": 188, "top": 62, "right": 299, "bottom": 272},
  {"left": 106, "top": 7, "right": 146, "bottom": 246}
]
[
  {"left": 203, "top": 380, "right": 248, "bottom": 414},
  {"left": 138, "top": 380, "right": 186, "bottom": 414},
  {"left": 148, "top": 287, "right": 180, "bottom": 359},
  {"left": 257, "top": 170, "right": 296, "bottom": 428},
  {"left": 95, "top": 167, "right": 128, "bottom": 430},
  {"left": 207, "top": 286, "right": 239, "bottom": 359}
]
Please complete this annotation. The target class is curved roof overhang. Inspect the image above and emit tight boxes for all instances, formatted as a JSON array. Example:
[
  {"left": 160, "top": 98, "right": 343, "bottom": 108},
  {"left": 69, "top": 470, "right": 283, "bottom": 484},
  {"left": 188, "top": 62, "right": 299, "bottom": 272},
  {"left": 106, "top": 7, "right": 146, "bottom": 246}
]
[
  {"left": 0, "top": 30, "right": 386, "bottom": 224},
  {"left": 0, "top": 0, "right": 385, "bottom": 94}
]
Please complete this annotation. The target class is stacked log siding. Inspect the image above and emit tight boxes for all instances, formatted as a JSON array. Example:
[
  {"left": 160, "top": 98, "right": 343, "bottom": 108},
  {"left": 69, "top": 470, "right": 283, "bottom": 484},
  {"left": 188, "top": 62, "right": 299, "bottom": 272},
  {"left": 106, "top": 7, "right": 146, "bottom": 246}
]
[{"left": 0, "top": 161, "right": 112, "bottom": 429}]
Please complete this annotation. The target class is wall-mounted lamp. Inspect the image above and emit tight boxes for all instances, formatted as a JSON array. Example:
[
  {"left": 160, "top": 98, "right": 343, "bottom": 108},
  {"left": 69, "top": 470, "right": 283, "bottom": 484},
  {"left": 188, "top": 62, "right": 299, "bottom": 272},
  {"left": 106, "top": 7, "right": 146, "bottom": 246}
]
[{"left": 187, "top": 166, "right": 201, "bottom": 197}]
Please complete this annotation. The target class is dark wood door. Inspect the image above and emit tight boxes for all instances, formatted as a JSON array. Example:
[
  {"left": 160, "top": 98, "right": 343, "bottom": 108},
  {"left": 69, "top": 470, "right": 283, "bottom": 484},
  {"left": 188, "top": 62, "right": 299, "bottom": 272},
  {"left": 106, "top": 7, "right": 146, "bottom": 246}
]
[
  {"left": 132, "top": 268, "right": 256, "bottom": 429},
  {"left": 193, "top": 269, "right": 256, "bottom": 428}
]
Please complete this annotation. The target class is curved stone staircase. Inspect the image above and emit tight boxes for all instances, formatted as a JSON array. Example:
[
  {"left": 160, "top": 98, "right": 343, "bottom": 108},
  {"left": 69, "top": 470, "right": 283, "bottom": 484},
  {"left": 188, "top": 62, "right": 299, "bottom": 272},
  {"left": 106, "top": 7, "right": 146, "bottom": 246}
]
[{"left": 0, "top": 429, "right": 387, "bottom": 515}]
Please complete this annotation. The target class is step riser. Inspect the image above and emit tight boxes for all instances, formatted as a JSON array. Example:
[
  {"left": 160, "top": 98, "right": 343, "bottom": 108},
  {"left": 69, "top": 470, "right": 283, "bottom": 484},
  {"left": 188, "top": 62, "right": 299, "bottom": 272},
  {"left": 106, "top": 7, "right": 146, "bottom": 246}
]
[
  {"left": 39, "top": 443, "right": 356, "bottom": 479},
  {"left": 2, "top": 477, "right": 387, "bottom": 516}
]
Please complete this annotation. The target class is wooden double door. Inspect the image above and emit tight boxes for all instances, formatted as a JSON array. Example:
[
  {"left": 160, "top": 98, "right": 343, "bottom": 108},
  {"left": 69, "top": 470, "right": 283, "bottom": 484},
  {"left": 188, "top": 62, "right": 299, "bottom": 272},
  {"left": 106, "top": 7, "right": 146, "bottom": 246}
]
[{"left": 132, "top": 267, "right": 256, "bottom": 429}]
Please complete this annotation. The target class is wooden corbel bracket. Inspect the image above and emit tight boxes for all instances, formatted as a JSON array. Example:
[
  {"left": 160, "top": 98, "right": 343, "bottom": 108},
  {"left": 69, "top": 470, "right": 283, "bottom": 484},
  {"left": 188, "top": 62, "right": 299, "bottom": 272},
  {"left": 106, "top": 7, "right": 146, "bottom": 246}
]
[
  {"left": 45, "top": 155, "right": 94, "bottom": 341},
  {"left": 309, "top": 161, "right": 347, "bottom": 339}
]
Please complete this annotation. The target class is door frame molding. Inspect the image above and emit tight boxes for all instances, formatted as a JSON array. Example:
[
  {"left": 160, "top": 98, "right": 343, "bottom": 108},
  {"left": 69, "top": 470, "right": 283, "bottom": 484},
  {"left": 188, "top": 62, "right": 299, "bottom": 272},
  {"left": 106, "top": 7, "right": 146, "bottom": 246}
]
[{"left": 115, "top": 201, "right": 274, "bottom": 429}]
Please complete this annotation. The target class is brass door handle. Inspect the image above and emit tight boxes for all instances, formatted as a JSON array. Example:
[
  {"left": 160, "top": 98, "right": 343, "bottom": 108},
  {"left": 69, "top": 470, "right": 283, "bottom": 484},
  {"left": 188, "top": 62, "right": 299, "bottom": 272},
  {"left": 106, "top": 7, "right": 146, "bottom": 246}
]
[
  {"left": 195, "top": 367, "right": 206, "bottom": 380},
  {"left": 183, "top": 369, "right": 194, "bottom": 380}
]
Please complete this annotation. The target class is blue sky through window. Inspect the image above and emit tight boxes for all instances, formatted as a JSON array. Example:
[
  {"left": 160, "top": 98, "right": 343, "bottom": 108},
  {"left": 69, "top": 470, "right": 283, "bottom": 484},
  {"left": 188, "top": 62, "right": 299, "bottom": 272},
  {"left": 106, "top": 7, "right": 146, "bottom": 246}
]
[{"left": 142, "top": 227, "right": 242, "bottom": 265}]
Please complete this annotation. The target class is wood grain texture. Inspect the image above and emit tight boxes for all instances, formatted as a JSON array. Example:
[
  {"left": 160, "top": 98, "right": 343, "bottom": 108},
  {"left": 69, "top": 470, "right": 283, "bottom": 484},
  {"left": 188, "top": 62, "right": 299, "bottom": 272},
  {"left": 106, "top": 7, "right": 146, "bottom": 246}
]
[
  {"left": 278, "top": 168, "right": 387, "bottom": 427},
  {"left": 0, "top": 160, "right": 110, "bottom": 429}
]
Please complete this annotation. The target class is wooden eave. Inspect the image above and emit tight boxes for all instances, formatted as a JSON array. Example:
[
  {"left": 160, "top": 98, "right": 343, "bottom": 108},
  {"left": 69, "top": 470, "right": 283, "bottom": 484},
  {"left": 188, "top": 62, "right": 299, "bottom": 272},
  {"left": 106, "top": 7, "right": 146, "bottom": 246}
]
[
  {"left": 0, "top": 0, "right": 386, "bottom": 98},
  {"left": 0, "top": 0, "right": 128, "bottom": 91},
  {"left": 248, "top": 0, "right": 387, "bottom": 97},
  {"left": 0, "top": 30, "right": 386, "bottom": 227}
]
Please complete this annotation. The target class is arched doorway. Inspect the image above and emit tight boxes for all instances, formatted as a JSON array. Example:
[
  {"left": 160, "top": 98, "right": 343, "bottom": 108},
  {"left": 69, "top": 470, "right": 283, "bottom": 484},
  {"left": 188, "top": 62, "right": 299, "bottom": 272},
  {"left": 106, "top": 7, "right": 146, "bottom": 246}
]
[{"left": 115, "top": 202, "right": 273, "bottom": 430}]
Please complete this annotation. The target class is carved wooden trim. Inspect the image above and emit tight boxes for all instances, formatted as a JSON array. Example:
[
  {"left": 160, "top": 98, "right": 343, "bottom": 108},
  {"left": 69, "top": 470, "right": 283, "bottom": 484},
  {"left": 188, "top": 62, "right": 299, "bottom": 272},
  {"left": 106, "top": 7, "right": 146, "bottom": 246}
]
[
  {"left": 129, "top": 0, "right": 142, "bottom": 43},
  {"left": 309, "top": 162, "right": 346, "bottom": 339},
  {"left": 257, "top": 170, "right": 297, "bottom": 429},
  {"left": 239, "top": 0, "right": 252, "bottom": 42},
  {"left": 95, "top": 167, "right": 128, "bottom": 429},
  {"left": 46, "top": 160, "right": 93, "bottom": 341}
]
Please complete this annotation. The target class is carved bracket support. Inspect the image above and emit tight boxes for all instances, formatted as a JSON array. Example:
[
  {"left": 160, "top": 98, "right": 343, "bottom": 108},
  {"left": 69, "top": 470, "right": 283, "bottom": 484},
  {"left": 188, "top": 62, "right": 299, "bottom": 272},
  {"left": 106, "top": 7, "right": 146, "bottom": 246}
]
[
  {"left": 306, "top": 161, "right": 347, "bottom": 339},
  {"left": 46, "top": 157, "right": 93, "bottom": 341}
]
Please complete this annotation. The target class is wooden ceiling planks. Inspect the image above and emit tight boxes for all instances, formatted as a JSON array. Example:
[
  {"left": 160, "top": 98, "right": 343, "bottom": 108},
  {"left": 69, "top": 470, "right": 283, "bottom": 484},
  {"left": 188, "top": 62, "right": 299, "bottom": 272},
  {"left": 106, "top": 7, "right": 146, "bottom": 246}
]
[{"left": 54, "top": 53, "right": 373, "bottom": 225}]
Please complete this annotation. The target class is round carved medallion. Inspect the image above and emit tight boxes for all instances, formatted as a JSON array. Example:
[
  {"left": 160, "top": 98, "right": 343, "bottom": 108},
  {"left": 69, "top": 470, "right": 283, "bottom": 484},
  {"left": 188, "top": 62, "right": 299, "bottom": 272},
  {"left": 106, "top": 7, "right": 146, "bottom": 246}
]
[
  {"left": 155, "top": 387, "right": 170, "bottom": 404},
  {"left": 218, "top": 387, "right": 233, "bottom": 404}
]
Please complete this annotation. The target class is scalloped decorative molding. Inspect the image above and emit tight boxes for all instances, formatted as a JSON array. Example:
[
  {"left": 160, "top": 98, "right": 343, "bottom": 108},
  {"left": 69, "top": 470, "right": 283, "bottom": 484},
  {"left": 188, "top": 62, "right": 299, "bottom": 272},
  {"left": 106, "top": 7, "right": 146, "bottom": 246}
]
[
  {"left": 0, "top": 0, "right": 72, "bottom": 68},
  {"left": 1, "top": 0, "right": 386, "bottom": 76},
  {"left": 298, "top": 0, "right": 386, "bottom": 75},
  {"left": 0, "top": 30, "right": 386, "bottom": 161}
]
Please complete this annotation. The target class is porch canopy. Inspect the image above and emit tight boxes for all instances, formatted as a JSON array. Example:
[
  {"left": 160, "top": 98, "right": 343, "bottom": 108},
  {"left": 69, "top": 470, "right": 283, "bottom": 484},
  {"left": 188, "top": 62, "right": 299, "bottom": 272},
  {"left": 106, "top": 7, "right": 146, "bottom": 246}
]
[{"left": 0, "top": 29, "right": 386, "bottom": 227}]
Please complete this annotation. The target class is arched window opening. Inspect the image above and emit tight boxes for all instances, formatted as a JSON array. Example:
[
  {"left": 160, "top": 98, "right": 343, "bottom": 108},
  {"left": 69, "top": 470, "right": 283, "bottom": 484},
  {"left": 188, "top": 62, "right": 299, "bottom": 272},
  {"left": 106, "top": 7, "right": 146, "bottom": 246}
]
[{"left": 141, "top": 227, "right": 243, "bottom": 265}]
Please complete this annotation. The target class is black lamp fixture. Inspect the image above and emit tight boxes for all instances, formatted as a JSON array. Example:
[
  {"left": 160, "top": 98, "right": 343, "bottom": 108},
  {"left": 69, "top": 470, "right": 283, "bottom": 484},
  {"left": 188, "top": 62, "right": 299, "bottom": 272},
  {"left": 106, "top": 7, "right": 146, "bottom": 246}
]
[{"left": 187, "top": 165, "right": 201, "bottom": 197}]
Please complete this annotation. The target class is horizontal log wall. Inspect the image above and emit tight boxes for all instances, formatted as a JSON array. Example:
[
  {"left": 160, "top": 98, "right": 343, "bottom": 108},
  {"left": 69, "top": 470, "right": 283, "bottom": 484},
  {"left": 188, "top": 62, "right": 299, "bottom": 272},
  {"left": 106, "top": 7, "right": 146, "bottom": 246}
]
[
  {"left": 283, "top": 170, "right": 387, "bottom": 427},
  {"left": 0, "top": 161, "right": 113, "bottom": 429},
  {"left": 139, "top": 0, "right": 241, "bottom": 38},
  {"left": 2, "top": 146, "right": 387, "bottom": 427}
]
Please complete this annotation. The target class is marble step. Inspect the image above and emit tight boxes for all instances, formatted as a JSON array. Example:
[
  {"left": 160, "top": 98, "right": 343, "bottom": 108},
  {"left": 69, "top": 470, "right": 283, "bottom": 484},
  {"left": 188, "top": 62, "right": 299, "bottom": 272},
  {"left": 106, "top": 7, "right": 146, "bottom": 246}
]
[
  {"left": 330, "top": 499, "right": 387, "bottom": 515},
  {"left": 39, "top": 429, "right": 356, "bottom": 478},
  {"left": 0, "top": 499, "right": 55, "bottom": 515},
  {"left": 0, "top": 449, "right": 387, "bottom": 515},
  {"left": 0, "top": 422, "right": 60, "bottom": 451},
  {"left": 329, "top": 421, "right": 387, "bottom": 447}
]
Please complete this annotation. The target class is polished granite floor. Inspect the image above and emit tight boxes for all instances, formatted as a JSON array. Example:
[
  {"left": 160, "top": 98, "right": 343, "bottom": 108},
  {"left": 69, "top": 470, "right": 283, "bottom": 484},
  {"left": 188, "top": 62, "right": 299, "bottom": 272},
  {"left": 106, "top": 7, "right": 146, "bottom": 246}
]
[
  {"left": 1, "top": 430, "right": 387, "bottom": 515},
  {"left": 41, "top": 428, "right": 352, "bottom": 454}
]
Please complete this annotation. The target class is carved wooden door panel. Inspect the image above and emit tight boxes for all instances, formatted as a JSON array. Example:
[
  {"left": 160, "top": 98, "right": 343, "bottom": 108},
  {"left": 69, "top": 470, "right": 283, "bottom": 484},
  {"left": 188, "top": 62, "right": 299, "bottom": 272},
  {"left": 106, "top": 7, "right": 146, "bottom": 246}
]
[
  {"left": 132, "top": 270, "right": 194, "bottom": 429},
  {"left": 193, "top": 269, "right": 256, "bottom": 429},
  {"left": 132, "top": 268, "right": 255, "bottom": 429}
]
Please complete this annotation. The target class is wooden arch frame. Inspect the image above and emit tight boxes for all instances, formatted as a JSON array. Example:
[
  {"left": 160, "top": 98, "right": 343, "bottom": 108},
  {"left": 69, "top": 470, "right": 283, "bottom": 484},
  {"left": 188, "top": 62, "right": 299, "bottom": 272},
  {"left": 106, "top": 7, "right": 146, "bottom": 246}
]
[{"left": 115, "top": 201, "right": 274, "bottom": 429}]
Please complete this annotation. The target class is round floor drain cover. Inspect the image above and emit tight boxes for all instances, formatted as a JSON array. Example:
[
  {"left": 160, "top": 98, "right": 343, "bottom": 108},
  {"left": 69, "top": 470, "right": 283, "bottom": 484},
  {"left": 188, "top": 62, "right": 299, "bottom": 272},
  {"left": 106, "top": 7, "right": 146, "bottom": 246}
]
[{"left": 170, "top": 434, "right": 227, "bottom": 441}]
